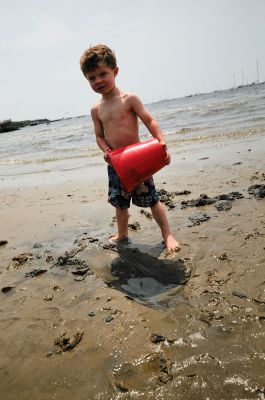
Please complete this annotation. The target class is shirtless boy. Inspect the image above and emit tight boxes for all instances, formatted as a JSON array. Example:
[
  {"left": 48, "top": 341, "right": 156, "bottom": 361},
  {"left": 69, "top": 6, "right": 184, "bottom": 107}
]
[{"left": 80, "top": 44, "right": 180, "bottom": 252}]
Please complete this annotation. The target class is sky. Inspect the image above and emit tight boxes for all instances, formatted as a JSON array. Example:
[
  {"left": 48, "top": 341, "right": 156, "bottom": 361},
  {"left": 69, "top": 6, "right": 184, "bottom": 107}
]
[{"left": 1, "top": 0, "right": 265, "bottom": 121}]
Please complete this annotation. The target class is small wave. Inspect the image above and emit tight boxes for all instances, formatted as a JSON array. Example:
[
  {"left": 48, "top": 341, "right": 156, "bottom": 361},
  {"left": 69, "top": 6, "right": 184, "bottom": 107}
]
[
  {"left": 167, "top": 127, "right": 264, "bottom": 146},
  {"left": 0, "top": 151, "right": 101, "bottom": 166}
]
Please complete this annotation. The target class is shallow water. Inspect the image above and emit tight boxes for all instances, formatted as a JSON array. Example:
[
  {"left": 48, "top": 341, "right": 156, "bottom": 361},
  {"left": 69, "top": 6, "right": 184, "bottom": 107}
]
[{"left": 1, "top": 83, "right": 265, "bottom": 183}]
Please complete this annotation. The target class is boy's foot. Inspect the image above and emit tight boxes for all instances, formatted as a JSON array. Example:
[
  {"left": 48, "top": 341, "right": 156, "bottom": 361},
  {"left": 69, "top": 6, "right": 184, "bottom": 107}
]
[
  {"left": 109, "top": 235, "right": 129, "bottom": 244},
  {"left": 163, "top": 235, "right": 181, "bottom": 252}
]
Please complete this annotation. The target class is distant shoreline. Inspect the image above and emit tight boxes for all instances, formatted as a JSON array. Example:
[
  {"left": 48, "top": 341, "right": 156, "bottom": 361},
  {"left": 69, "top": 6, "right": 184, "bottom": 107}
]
[{"left": 1, "top": 81, "right": 264, "bottom": 132}]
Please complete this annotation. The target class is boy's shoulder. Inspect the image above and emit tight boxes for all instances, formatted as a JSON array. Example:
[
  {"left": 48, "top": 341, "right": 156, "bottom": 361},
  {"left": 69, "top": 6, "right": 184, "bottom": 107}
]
[{"left": 90, "top": 99, "right": 102, "bottom": 112}]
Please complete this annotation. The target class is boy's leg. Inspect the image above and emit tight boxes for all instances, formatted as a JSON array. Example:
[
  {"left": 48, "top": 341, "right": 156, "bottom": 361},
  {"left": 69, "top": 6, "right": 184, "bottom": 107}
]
[
  {"left": 150, "top": 201, "right": 181, "bottom": 251},
  {"left": 107, "top": 164, "right": 130, "bottom": 242},
  {"left": 110, "top": 207, "right": 129, "bottom": 241}
]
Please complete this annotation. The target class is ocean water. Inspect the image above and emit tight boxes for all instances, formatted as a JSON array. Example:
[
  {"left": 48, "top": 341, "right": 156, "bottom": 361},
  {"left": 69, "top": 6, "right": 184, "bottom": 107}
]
[{"left": 0, "top": 83, "right": 265, "bottom": 184}]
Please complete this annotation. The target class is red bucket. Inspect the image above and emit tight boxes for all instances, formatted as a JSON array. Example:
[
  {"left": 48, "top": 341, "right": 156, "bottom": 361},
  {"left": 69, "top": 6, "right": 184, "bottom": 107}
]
[{"left": 108, "top": 139, "right": 167, "bottom": 192}]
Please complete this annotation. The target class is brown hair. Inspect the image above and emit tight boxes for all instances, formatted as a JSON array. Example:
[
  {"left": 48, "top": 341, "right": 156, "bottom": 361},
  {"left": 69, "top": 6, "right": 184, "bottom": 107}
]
[{"left": 80, "top": 44, "right": 117, "bottom": 76}]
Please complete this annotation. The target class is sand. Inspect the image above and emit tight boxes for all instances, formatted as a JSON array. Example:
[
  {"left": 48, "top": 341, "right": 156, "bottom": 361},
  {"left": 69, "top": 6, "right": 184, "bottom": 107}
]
[{"left": 0, "top": 134, "right": 265, "bottom": 399}]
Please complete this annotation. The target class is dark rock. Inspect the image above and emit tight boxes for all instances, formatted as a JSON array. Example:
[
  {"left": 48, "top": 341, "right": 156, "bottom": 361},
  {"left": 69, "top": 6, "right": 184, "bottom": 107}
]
[
  {"left": 25, "top": 268, "right": 47, "bottom": 278},
  {"left": 181, "top": 191, "right": 243, "bottom": 209},
  {"left": 188, "top": 212, "right": 210, "bottom": 226},
  {"left": 182, "top": 194, "right": 215, "bottom": 208},
  {"left": 71, "top": 265, "right": 91, "bottom": 276},
  {"left": 175, "top": 190, "right": 191, "bottom": 195},
  {"left": 248, "top": 184, "right": 265, "bottom": 199},
  {"left": 105, "top": 316, "right": 114, "bottom": 323},
  {"left": 215, "top": 191, "right": 244, "bottom": 201},
  {"left": 0, "top": 240, "right": 8, "bottom": 246},
  {"left": 88, "top": 311, "right": 96, "bottom": 317},
  {"left": 128, "top": 221, "right": 141, "bottom": 231},
  {"left": 2, "top": 286, "right": 15, "bottom": 293},
  {"left": 102, "top": 243, "right": 116, "bottom": 250},
  {"left": 232, "top": 290, "right": 247, "bottom": 299},
  {"left": 150, "top": 333, "right": 166, "bottom": 343},
  {"left": 87, "top": 237, "right": 99, "bottom": 243},
  {"left": 46, "top": 255, "right": 55, "bottom": 263},
  {"left": 12, "top": 253, "right": 33, "bottom": 265},
  {"left": 140, "top": 209, "right": 153, "bottom": 219},
  {"left": 214, "top": 200, "right": 232, "bottom": 211},
  {"left": 54, "top": 330, "right": 83, "bottom": 352}
]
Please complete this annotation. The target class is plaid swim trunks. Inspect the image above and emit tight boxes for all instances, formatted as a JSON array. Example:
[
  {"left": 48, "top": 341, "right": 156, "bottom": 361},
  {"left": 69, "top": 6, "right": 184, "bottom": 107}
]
[{"left": 107, "top": 165, "right": 159, "bottom": 209}]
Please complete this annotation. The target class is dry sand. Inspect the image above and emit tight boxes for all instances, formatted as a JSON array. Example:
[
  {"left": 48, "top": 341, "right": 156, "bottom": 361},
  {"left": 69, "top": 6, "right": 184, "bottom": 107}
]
[{"left": 0, "top": 135, "right": 265, "bottom": 399}]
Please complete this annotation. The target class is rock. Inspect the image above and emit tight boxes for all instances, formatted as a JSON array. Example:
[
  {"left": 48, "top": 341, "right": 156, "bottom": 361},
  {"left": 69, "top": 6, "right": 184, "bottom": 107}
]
[
  {"left": 214, "top": 200, "right": 232, "bottom": 211},
  {"left": 188, "top": 212, "right": 210, "bottom": 226},
  {"left": 215, "top": 191, "right": 243, "bottom": 201},
  {"left": 54, "top": 330, "right": 83, "bottom": 352},
  {"left": 105, "top": 316, "right": 114, "bottom": 323},
  {"left": 140, "top": 209, "right": 153, "bottom": 219},
  {"left": 12, "top": 252, "right": 33, "bottom": 265},
  {"left": 250, "top": 171, "right": 265, "bottom": 181},
  {"left": 181, "top": 191, "right": 243, "bottom": 209},
  {"left": 87, "top": 237, "right": 99, "bottom": 243},
  {"left": 0, "top": 240, "right": 8, "bottom": 246},
  {"left": 182, "top": 194, "right": 216, "bottom": 209},
  {"left": 128, "top": 221, "right": 141, "bottom": 231},
  {"left": 232, "top": 290, "right": 247, "bottom": 299},
  {"left": 46, "top": 255, "right": 55, "bottom": 263},
  {"left": 248, "top": 184, "right": 265, "bottom": 199},
  {"left": 25, "top": 268, "right": 47, "bottom": 278},
  {"left": 150, "top": 333, "right": 166, "bottom": 343},
  {"left": 1, "top": 286, "right": 15, "bottom": 293},
  {"left": 175, "top": 190, "right": 191, "bottom": 195},
  {"left": 71, "top": 265, "right": 92, "bottom": 276},
  {"left": 88, "top": 311, "right": 96, "bottom": 317}
]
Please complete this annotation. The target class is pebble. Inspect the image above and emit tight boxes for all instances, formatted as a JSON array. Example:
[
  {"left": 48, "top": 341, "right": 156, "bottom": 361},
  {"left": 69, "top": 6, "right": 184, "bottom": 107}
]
[{"left": 232, "top": 290, "right": 247, "bottom": 299}]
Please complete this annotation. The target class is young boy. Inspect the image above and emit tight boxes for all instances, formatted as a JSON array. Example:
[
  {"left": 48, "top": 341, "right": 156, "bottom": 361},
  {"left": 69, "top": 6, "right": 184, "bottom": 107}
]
[{"left": 80, "top": 44, "right": 180, "bottom": 252}]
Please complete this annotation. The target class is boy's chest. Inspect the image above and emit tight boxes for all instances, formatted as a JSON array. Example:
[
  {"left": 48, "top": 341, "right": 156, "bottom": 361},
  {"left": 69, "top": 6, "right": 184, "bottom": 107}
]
[{"left": 98, "top": 100, "right": 131, "bottom": 124}]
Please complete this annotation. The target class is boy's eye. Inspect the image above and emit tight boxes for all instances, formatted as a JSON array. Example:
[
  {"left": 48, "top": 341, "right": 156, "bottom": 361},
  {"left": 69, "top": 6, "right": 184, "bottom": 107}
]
[{"left": 100, "top": 72, "right": 106, "bottom": 77}]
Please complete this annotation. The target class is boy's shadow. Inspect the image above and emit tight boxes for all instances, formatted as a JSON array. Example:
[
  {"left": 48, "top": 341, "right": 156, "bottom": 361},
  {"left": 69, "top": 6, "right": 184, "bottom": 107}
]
[{"left": 108, "top": 241, "right": 190, "bottom": 306}]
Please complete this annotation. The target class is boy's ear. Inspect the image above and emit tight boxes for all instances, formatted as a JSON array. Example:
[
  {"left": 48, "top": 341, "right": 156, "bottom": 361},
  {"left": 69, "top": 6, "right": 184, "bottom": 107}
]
[{"left": 114, "top": 66, "right": 119, "bottom": 77}]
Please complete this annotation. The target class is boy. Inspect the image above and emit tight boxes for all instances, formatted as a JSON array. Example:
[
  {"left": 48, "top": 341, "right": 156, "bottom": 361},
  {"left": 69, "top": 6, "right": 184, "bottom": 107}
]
[{"left": 80, "top": 44, "right": 180, "bottom": 252}]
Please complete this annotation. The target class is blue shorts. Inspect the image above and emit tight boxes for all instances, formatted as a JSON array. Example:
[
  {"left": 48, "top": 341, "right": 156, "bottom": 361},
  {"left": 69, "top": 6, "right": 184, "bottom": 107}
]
[{"left": 107, "top": 165, "right": 159, "bottom": 209}]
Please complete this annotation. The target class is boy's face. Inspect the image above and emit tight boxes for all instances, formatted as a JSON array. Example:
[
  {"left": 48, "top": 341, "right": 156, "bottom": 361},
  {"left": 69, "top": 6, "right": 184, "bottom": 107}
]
[{"left": 86, "top": 63, "right": 118, "bottom": 95}]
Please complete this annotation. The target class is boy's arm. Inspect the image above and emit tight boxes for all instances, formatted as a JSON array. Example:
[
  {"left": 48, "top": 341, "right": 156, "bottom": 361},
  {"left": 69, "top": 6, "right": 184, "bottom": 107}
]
[
  {"left": 91, "top": 106, "right": 111, "bottom": 162},
  {"left": 129, "top": 95, "right": 171, "bottom": 163}
]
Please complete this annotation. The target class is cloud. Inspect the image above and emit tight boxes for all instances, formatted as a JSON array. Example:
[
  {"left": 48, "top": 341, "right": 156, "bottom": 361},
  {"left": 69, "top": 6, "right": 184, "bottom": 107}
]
[{"left": 7, "top": 17, "right": 83, "bottom": 50}]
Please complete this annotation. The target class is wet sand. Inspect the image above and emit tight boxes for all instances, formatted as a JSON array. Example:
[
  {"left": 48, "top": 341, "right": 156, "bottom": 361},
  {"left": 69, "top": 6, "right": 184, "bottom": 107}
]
[{"left": 0, "top": 134, "right": 265, "bottom": 399}]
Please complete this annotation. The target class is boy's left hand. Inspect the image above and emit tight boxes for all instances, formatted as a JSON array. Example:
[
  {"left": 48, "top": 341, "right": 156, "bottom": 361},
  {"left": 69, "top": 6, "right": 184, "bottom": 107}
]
[{"left": 161, "top": 142, "right": 171, "bottom": 165}]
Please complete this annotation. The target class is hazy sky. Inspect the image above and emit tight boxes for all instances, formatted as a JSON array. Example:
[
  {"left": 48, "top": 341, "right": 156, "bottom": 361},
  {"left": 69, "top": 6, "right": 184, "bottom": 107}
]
[{"left": 1, "top": 0, "right": 265, "bottom": 121}]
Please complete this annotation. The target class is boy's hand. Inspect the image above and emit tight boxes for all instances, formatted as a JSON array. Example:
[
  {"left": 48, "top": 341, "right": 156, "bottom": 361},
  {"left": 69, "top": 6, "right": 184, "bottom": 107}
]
[
  {"left": 160, "top": 142, "right": 171, "bottom": 165},
  {"left": 103, "top": 148, "right": 111, "bottom": 163}
]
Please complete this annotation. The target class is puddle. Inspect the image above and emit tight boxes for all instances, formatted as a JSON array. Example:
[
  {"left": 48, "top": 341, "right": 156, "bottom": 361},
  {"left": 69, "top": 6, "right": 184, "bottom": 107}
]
[
  {"left": 109, "top": 255, "right": 182, "bottom": 306},
  {"left": 79, "top": 240, "right": 191, "bottom": 307},
  {"left": 104, "top": 242, "right": 190, "bottom": 307}
]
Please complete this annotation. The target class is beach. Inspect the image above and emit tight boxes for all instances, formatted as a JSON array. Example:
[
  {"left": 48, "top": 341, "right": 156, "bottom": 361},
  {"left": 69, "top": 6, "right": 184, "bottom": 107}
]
[{"left": 1, "top": 127, "right": 265, "bottom": 399}]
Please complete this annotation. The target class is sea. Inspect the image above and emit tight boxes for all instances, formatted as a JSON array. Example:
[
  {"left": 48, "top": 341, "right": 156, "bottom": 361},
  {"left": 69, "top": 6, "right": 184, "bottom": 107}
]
[{"left": 1, "top": 82, "right": 265, "bottom": 187}]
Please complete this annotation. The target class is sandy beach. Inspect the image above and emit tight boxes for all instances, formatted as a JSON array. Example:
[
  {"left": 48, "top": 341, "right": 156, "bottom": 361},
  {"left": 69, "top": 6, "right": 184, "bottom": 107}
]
[{"left": 0, "top": 133, "right": 265, "bottom": 399}]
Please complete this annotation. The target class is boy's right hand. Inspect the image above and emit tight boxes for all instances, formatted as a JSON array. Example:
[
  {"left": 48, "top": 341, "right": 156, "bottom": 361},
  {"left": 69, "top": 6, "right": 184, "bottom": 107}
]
[{"left": 104, "top": 148, "right": 111, "bottom": 163}]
